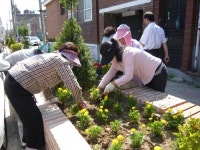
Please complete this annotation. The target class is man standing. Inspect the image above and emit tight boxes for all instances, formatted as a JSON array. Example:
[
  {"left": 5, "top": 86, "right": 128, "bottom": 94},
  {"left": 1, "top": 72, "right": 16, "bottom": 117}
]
[{"left": 140, "top": 11, "right": 169, "bottom": 64}]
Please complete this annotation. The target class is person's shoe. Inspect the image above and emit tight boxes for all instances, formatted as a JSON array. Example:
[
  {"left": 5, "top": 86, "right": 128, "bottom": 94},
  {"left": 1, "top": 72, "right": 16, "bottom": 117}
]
[{"left": 21, "top": 142, "right": 27, "bottom": 149}]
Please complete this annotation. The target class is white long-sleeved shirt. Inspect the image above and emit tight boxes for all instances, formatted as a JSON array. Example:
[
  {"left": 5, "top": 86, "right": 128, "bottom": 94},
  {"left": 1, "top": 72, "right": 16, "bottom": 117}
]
[{"left": 4, "top": 48, "right": 40, "bottom": 67}]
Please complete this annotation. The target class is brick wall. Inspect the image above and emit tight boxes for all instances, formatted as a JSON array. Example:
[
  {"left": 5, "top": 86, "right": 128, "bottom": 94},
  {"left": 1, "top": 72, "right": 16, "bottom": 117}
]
[
  {"left": 46, "top": 0, "right": 67, "bottom": 39},
  {"left": 182, "top": 0, "right": 196, "bottom": 70}
]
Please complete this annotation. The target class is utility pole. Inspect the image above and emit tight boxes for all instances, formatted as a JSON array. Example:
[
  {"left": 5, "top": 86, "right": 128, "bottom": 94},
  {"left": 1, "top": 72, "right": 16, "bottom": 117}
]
[
  {"left": 10, "top": 0, "right": 16, "bottom": 38},
  {"left": 39, "top": 0, "right": 46, "bottom": 43}
]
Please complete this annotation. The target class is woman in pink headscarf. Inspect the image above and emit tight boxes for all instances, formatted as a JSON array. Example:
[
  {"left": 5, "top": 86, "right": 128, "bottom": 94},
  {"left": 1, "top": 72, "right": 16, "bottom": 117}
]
[{"left": 113, "top": 24, "right": 143, "bottom": 49}]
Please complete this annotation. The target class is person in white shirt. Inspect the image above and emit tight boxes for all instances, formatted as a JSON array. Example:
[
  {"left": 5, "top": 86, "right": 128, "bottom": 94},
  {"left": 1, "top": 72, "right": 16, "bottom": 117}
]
[
  {"left": 140, "top": 11, "right": 169, "bottom": 64},
  {"left": 4, "top": 44, "right": 51, "bottom": 67}
]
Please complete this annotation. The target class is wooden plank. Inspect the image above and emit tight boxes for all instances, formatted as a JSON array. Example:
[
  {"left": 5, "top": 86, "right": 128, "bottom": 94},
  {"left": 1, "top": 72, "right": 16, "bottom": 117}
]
[
  {"left": 172, "top": 102, "right": 196, "bottom": 114},
  {"left": 182, "top": 105, "right": 200, "bottom": 118},
  {"left": 152, "top": 95, "right": 186, "bottom": 114}
]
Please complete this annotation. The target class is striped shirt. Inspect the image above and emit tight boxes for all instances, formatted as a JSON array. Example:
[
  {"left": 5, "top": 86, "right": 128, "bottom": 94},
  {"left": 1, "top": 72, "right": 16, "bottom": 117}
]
[{"left": 8, "top": 52, "right": 83, "bottom": 103}]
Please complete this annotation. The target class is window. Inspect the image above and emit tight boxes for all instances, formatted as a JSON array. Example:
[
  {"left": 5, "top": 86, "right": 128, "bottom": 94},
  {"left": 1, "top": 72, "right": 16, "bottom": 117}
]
[{"left": 77, "top": 0, "right": 92, "bottom": 22}]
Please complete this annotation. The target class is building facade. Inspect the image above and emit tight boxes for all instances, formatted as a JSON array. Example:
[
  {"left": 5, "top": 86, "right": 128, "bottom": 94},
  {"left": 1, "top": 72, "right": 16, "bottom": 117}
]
[{"left": 43, "top": 0, "right": 200, "bottom": 72}]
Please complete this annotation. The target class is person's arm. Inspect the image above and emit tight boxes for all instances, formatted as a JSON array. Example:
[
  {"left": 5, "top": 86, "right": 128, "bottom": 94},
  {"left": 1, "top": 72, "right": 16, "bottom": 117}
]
[
  {"left": 98, "top": 64, "right": 118, "bottom": 90},
  {"left": 42, "top": 88, "right": 53, "bottom": 100},
  {"left": 57, "top": 64, "right": 84, "bottom": 103},
  {"left": 162, "top": 42, "right": 169, "bottom": 64}
]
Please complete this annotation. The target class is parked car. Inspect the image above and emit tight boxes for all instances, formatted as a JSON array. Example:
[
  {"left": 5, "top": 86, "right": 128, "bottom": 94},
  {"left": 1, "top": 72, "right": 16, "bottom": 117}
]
[{"left": 26, "top": 36, "right": 41, "bottom": 46}]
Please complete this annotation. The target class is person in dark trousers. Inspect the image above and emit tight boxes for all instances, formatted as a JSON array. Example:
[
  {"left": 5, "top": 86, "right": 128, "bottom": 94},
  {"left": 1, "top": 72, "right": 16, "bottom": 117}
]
[
  {"left": 4, "top": 42, "right": 87, "bottom": 150},
  {"left": 140, "top": 11, "right": 170, "bottom": 64},
  {"left": 98, "top": 38, "right": 168, "bottom": 94}
]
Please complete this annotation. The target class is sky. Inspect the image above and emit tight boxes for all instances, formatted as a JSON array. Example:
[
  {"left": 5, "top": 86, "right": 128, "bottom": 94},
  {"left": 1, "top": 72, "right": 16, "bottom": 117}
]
[{"left": 0, "top": 0, "right": 43, "bottom": 30}]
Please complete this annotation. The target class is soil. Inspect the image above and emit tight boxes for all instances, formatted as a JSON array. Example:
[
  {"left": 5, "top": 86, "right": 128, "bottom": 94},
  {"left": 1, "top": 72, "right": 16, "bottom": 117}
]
[{"left": 61, "top": 91, "right": 175, "bottom": 150}]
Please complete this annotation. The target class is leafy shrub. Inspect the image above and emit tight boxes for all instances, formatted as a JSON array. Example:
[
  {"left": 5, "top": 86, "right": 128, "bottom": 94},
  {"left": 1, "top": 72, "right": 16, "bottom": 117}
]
[
  {"left": 10, "top": 43, "right": 23, "bottom": 52},
  {"left": 173, "top": 118, "right": 200, "bottom": 149}
]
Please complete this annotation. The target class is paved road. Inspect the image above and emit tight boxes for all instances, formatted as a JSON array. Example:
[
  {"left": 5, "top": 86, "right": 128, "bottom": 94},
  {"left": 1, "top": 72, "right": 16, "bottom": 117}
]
[{"left": 165, "top": 80, "right": 200, "bottom": 106}]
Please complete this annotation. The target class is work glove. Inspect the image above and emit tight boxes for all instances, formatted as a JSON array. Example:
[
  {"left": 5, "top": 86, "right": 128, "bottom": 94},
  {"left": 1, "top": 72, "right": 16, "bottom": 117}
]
[{"left": 103, "top": 82, "right": 115, "bottom": 94}]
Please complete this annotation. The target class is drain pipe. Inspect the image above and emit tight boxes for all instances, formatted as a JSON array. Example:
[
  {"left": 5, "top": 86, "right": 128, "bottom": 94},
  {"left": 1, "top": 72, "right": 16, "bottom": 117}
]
[{"left": 194, "top": 6, "right": 200, "bottom": 69}]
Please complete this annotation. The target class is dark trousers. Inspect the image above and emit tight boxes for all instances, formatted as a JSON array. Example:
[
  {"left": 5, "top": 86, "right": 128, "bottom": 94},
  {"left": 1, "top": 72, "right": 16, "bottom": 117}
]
[
  {"left": 145, "top": 49, "right": 162, "bottom": 60},
  {"left": 4, "top": 73, "right": 45, "bottom": 149},
  {"left": 145, "top": 65, "right": 168, "bottom": 92}
]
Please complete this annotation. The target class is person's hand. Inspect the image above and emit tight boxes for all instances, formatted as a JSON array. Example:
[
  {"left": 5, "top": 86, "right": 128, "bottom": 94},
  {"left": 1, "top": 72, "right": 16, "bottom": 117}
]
[
  {"left": 103, "top": 82, "right": 115, "bottom": 94},
  {"left": 78, "top": 101, "right": 88, "bottom": 110},
  {"left": 164, "top": 56, "right": 170, "bottom": 64}
]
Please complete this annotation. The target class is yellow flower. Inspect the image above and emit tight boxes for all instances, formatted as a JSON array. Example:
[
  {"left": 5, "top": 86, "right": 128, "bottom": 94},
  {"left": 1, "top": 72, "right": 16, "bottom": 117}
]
[
  {"left": 99, "top": 109, "right": 103, "bottom": 112},
  {"left": 57, "top": 87, "right": 62, "bottom": 92},
  {"left": 85, "top": 129, "right": 89, "bottom": 135},
  {"left": 167, "top": 108, "right": 172, "bottom": 113},
  {"left": 104, "top": 109, "right": 109, "bottom": 113},
  {"left": 129, "top": 94, "right": 133, "bottom": 98},
  {"left": 104, "top": 95, "right": 108, "bottom": 101},
  {"left": 149, "top": 118, "right": 153, "bottom": 121},
  {"left": 161, "top": 119, "right": 167, "bottom": 125},
  {"left": 154, "top": 146, "right": 162, "bottom": 150},
  {"left": 142, "top": 124, "right": 146, "bottom": 128},
  {"left": 146, "top": 104, "right": 152, "bottom": 109},
  {"left": 173, "top": 115, "right": 177, "bottom": 119},
  {"left": 132, "top": 107, "right": 135, "bottom": 110},
  {"left": 100, "top": 106, "right": 103, "bottom": 109},
  {"left": 80, "top": 108, "right": 87, "bottom": 114},
  {"left": 117, "top": 135, "right": 123, "bottom": 141},
  {"left": 62, "top": 89, "right": 68, "bottom": 94},
  {"left": 112, "top": 139, "right": 118, "bottom": 145},
  {"left": 146, "top": 100, "right": 150, "bottom": 105},
  {"left": 84, "top": 111, "right": 89, "bottom": 116},
  {"left": 131, "top": 128, "right": 136, "bottom": 134}
]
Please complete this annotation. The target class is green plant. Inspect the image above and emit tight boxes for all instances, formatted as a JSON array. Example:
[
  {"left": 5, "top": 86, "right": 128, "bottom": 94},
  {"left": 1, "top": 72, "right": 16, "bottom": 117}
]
[
  {"left": 89, "top": 87, "right": 100, "bottom": 100},
  {"left": 55, "top": 87, "right": 72, "bottom": 103},
  {"left": 108, "top": 135, "right": 124, "bottom": 150},
  {"left": 69, "top": 103, "right": 79, "bottom": 115},
  {"left": 85, "top": 125, "right": 102, "bottom": 140},
  {"left": 143, "top": 101, "right": 155, "bottom": 118},
  {"left": 76, "top": 108, "right": 92, "bottom": 130},
  {"left": 96, "top": 106, "right": 109, "bottom": 122},
  {"left": 110, "top": 119, "right": 122, "bottom": 134},
  {"left": 173, "top": 118, "right": 200, "bottom": 150},
  {"left": 127, "top": 94, "right": 137, "bottom": 108},
  {"left": 113, "top": 102, "right": 123, "bottom": 115},
  {"left": 168, "top": 73, "right": 175, "bottom": 80},
  {"left": 162, "top": 108, "right": 184, "bottom": 129},
  {"left": 149, "top": 120, "right": 165, "bottom": 136},
  {"left": 102, "top": 64, "right": 111, "bottom": 74},
  {"left": 100, "top": 95, "right": 114, "bottom": 108},
  {"left": 129, "top": 107, "right": 140, "bottom": 123},
  {"left": 10, "top": 43, "right": 23, "bottom": 52},
  {"left": 130, "top": 128, "right": 144, "bottom": 148},
  {"left": 52, "top": 18, "right": 96, "bottom": 90}
]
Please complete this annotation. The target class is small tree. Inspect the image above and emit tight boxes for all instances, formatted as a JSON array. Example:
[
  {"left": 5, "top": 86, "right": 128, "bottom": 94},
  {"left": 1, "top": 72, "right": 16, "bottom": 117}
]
[
  {"left": 18, "top": 22, "right": 29, "bottom": 48},
  {"left": 52, "top": 1, "right": 96, "bottom": 90}
]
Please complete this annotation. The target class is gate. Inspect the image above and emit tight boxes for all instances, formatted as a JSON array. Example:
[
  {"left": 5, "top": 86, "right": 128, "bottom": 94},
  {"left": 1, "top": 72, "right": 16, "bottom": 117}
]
[{"left": 163, "top": 0, "right": 186, "bottom": 68}]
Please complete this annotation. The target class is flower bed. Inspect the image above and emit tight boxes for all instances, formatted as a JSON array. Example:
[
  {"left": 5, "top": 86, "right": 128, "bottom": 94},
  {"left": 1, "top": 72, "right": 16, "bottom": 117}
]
[{"left": 55, "top": 87, "right": 200, "bottom": 150}]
